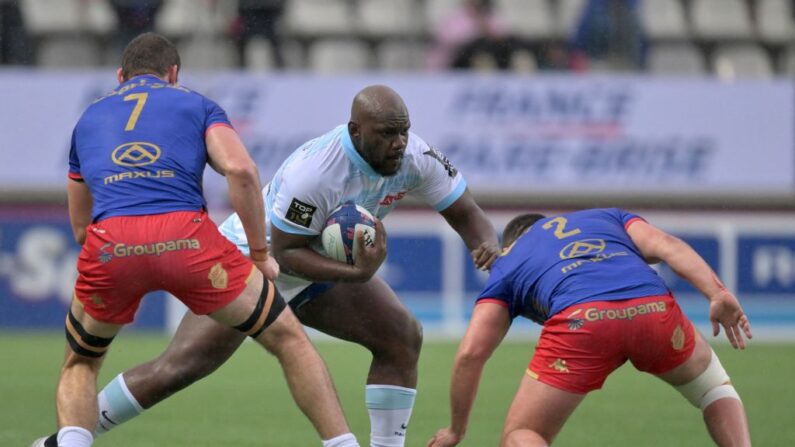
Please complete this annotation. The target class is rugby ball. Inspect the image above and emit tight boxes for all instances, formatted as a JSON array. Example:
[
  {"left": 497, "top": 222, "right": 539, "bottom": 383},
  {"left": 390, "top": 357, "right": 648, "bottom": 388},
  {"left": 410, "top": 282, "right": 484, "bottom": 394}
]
[{"left": 321, "top": 202, "right": 376, "bottom": 264}]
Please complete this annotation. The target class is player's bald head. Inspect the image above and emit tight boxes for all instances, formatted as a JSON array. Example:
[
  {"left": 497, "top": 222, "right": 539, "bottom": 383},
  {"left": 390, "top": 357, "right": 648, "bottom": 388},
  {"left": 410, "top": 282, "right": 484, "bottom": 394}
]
[
  {"left": 350, "top": 85, "right": 407, "bottom": 123},
  {"left": 347, "top": 85, "right": 411, "bottom": 176}
]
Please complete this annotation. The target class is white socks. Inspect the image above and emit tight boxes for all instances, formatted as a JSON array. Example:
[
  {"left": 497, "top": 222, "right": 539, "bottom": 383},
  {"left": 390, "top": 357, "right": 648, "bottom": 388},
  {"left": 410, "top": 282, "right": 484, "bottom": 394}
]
[
  {"left": 322, "top": 433, "right": 360, "bottom": 447},
  {"left": 95, "top": 373, "right": 144, "bottom": 434},
  {"left": 57, "top": 426, "right": 93, "bottom": 447},
  {"left": 365, "top": 385, "right": 417, "bottom": 447}
]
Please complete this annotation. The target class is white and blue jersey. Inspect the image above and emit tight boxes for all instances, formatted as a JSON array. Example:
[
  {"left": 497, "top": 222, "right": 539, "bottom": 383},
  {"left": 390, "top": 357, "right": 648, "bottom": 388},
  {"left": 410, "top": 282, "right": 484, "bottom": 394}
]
[{"left": 219, "top": 124, "right": 466, "bottom": 299}]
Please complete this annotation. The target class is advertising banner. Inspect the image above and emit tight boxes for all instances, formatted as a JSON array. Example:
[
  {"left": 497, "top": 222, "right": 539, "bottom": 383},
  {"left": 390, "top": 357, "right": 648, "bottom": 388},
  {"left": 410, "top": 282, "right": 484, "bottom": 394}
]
[{"left": 1, "top": 71, "right": 792, "bottom": 203}]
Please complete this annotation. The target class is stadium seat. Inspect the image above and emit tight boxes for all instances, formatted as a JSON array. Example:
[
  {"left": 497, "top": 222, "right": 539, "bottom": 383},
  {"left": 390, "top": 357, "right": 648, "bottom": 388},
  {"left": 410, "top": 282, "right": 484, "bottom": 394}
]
[
  {"left": 178, "top": 36, "right": 238, "bottom": 70},
  {"left": 285, "top": 0, "right": 352, "bottom": 38},
  {"left": 37, "top": 36, "right": 102, "bottom": 67},
  {"left": 246, "top": 38, "right": 305, "bottom": 70},
  {"left": 647, "top": 43, "right": 706, "bottom": 76},
  {"left": 156, "top": 0, "right": 235, "bottom": 38},
  {"left": 691, "top": 0, "right": 754, "bottom": 40},
  {"left": 307, "top": 39, "right": 371, "bottom": 73},
  {"left": 554, "top": 0, "right": 586, "bottom": 38},
  {"left": 755, "top": 0, "right": 795, "bottom": 44},
  {"left": 83, "top": 0, "right": 116, "bottom": 36},
  {"left": 494, "top": 0, "right": 555, "bottom": 40},
  {"left": 712, "top": 44, "right": 773, "bottom": 79},
  {"left": 641, "top": 0, "right": 689, "bottom": 40},
  {"left": 377, "top": 41, "right": 428, "bottom": 71},
  {"left": 781, "top": 45, "right": 795, "bottom": 75},
  {"left": 22, "top": 0, "right": 84, "bottom": 35},
  {"left": 357, "top": 0, "right": 421, "bottom": 38},
  {"left": 243, "top": 37, "right": 276, "bottom": 72},
  {"left": 424, "top": 0, "right": 464, "bottom": 35},
  {"left": 509, "top": 49, "right": 538, "bottom": 73}
]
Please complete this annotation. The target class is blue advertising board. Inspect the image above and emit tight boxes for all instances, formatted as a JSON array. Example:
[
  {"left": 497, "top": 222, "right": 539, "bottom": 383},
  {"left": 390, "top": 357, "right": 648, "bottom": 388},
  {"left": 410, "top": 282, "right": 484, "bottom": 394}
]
[
  {"left": 3, "top": 209, "right": 794, "bottom": 337},
  {"left": 0, "top": 210, "right": 165, "bottom": 329},
  {"left": 656, "top": 235, "right": 721, "bottom": 295},
  {"left": 737, "top": 236, "right": 795, "bottom": 295}
]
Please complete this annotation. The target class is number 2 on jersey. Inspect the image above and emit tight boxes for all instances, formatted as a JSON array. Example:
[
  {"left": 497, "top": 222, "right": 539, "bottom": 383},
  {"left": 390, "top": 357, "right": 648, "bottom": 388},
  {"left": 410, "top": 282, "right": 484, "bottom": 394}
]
[
  {"left": 123, "top": 93, "right": 148, "bottom": 131},
  {"left": 542, "top": 217, "right": 581, "bottom": 239}
]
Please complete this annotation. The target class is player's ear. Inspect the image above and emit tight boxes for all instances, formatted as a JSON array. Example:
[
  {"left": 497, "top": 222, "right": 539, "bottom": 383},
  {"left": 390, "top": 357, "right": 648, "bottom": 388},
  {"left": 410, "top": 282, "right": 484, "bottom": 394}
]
[
  {"left": 348, "top": 121, "right": 360, "bottom": 139},
  {"left": 116, "top": 67, "right": 124, "bottom": 84},
  {"left": 167, "top": 65, "right": 179, "bottom": 84}
]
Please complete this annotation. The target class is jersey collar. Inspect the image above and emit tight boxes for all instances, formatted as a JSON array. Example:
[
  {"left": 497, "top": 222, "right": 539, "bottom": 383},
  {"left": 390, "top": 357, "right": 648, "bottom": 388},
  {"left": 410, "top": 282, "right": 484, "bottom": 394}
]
[
  {"left": 120, "top": 74, "right": 166, "bottom": 87},
  {"left": 341, "top": 125, "right": 382, "bottom": 179}
]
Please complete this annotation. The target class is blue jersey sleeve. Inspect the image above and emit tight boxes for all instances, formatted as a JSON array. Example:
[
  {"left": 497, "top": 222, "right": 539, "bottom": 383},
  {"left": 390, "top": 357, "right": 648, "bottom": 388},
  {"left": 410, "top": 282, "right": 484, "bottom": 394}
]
[
  {"left": 617, "top": 208, "right": 646, "bottom": 230},
  {"left": 204, "top": 97, "right": 232, "bottom": 131},
  {"left": 475, "top": 265, "right": 511, "bottom": 309},
  {"left": 68, "top": 129, "right": 82, "bottom": 180}
]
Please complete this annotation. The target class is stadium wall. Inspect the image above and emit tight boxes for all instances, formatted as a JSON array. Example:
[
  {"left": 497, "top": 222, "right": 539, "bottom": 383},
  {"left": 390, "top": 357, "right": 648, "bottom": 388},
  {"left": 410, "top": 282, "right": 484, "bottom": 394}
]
[{"left": 1, "top": 207, "right": 794, "bottom": 340}]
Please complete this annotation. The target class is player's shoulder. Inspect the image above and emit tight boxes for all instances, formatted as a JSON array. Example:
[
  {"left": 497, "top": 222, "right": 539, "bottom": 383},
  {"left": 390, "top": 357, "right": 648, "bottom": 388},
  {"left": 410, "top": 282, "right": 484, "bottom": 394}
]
[
  {"left": 280, "top": 127, "right": 348, "bottom": 184},
  {"left": 405, "top": 132, "right": 450, "bottom": 168},
  {"left": 405, "top": 131, "right": 431, "bottom": 156},
  {"left": 287, "top": 126, "right": 347, "bottom": 167}
]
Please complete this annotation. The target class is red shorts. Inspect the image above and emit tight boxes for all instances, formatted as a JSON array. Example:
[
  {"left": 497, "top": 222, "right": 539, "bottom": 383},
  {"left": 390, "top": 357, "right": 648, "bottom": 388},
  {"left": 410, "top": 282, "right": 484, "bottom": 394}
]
[
  {"left": 528, "top": 295, "right": 695, "bottom": 394},
  {"left": 74, "top": 210, "right": 256, "bottom": 324}
]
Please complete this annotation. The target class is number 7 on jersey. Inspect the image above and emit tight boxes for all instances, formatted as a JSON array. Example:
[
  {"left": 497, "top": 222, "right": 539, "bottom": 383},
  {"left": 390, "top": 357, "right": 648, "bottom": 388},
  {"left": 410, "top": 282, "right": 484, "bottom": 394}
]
[{"left": 123, "top": 93, "right": 148, "bottom": 131}]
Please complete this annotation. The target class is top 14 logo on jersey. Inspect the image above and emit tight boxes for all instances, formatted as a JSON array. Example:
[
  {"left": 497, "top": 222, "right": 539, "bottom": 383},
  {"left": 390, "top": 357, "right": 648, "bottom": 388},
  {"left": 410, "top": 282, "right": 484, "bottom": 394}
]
[{"left": 286, "top": 198, "right": 317, "bottom": 228}]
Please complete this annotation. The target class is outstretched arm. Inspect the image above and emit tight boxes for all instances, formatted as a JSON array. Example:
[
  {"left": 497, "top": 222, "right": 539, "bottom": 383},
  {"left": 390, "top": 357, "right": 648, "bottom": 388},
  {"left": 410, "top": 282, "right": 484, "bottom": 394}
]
[
  {"left": 428, "top": 302, "right": 511, "bottom": 447},
  {"left": 439, "top": 189, "right": 500, "bottom": 270},
  {"left": 626, "top": 219, "right": 752, "bottom": 348}
]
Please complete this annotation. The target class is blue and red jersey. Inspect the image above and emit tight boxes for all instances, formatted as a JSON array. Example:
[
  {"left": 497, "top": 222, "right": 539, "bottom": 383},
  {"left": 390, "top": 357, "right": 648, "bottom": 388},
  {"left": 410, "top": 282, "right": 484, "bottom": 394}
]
[
  {"left": 477, "top": 208, "right": 670, "bottom": 324},
  {"left": 68, "top": 74, "right": 232, "bottom": 221}
]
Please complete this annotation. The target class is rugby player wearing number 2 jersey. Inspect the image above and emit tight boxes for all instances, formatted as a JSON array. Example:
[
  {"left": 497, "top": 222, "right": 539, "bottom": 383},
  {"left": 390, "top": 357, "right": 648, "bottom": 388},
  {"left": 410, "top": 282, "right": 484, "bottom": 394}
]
[
  {"left": 429, "top": 208, "right": 752, "bottom": 447},
  {"left": 35, "top": 33, "right": 358, "bottom": 447}
]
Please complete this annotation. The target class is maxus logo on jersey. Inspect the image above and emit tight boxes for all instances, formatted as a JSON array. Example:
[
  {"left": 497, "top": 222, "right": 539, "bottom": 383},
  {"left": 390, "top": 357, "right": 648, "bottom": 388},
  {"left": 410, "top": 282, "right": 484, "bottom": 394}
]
[
  {"left": 583, "top": 301, "right": 666, "bottom": 322},
  {"left": 103, "top": 170, "right": 175, "bottom": 185},
  {"left": 105, "top": 141, "right": 174, "bottom": 185},
  {"left": 112, "top": 142, "right": 161, "bottom": 166},
  {"left": 559, "top": 239, "right": 606, "bottom": 259},
  {"left": 98, "top": 239, "right": 200, "bottom": 262},
  {"left": 558, "top": 238, "right": 630, "bottom": 273}
]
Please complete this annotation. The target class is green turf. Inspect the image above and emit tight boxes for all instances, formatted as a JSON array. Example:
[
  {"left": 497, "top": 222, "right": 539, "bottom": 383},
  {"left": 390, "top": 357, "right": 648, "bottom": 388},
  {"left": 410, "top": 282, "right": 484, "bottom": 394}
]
[{"left": 2, "top": 332, "right": 792, "bottom": 446}]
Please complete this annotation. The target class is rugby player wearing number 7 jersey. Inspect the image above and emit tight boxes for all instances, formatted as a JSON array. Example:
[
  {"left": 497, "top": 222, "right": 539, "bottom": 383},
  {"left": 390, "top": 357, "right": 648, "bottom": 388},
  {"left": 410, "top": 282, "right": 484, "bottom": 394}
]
[
  {"left": 34, "top": 33, "right": 358, "bottom": 447},
  {"left": 429, "top": 208, "right": 752, "bottom": 447}
]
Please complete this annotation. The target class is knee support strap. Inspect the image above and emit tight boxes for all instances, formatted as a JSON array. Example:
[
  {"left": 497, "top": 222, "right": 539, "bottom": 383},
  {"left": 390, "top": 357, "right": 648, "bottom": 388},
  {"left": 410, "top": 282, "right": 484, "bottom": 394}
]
[
  {"left": 675, "top": 350, "right": 741, "bottom": 410},
  {"left": 64, "top": 310, "right": 114, "bottom": 358},
  {"left": 234, "top": 280, "right": 286, "bottom": 339}
]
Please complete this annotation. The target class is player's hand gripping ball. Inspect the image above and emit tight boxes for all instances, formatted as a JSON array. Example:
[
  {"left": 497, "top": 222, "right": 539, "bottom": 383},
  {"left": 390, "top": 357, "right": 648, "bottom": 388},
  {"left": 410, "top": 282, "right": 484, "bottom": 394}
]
[{"left": 321, "top": 202, "right": 376, "bottom": 264}]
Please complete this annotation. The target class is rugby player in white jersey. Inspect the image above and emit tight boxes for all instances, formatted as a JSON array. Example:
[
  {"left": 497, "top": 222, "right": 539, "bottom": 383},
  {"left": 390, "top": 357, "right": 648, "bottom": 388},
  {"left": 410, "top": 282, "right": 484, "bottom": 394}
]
[{"left": 33, "top": 85, "right": 500, "bottom": 447}]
